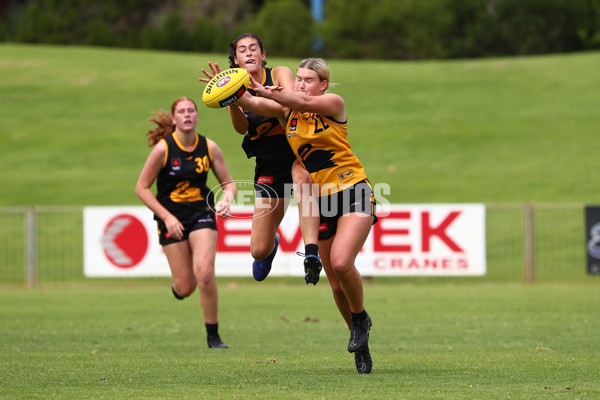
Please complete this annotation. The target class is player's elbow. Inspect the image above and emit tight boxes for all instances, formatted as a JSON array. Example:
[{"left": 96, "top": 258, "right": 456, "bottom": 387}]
[
  {"left": 135, "top": 183, "right": 148, "bottom": 200},
  {"left": 295, "top": 98, "right": 312, "bottom": 113}
]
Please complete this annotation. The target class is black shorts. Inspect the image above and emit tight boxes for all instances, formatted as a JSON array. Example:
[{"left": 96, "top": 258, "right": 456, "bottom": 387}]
[
  {"left": 155, "top": 207, "right": 217, "bottom": 246},
  {"left": 254, "top": 156, "right": 295, "bottom": 199},
  {"left": 318, "top": 180, "right": 378, "bottom": 241}
]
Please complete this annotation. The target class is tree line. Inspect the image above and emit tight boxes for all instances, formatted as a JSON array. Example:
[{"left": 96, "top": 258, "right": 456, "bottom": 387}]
[{"left": 1, "top": 0, "right": 599, "bottom": 59}]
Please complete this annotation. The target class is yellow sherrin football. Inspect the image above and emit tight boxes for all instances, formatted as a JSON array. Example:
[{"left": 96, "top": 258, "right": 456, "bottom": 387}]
[{"left": 202, "top": 68, "right": 250, "bottom": 108}]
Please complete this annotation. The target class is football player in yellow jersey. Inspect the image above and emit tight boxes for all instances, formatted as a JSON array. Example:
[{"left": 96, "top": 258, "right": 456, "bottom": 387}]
[
  {"left": 199, "top": 34, "right": 322, "bottom": 285},
  {"left": 136, "top": 97, "right": 236, "bottom": 349},
  {"left": 232, "top": 58, "right": 376, "bottom": 374}
]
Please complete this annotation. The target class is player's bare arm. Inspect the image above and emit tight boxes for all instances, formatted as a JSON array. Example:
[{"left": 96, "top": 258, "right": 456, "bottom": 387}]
[{"left": 248, "top": 73, "right": 345, "bottom": 121}]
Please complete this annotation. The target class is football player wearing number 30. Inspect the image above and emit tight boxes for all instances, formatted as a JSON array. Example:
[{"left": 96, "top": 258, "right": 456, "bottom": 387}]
[{"left": 135, "top": 97, "right": 236, "bottom": 349}]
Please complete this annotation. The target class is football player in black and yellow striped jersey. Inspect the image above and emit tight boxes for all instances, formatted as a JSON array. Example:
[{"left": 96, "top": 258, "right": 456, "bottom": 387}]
[
  {"left": 233, "top": 58, "right": 375, "bottom": 374},
  {"left": 200, "top": 34, "right": 320, "bottom": 283},
  {"left": 136, "top": 97, "right": 236, "bottom": 349}
]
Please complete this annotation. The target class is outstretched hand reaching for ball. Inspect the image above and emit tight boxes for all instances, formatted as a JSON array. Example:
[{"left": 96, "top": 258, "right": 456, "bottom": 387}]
[{"left": 198, "top": 61, "right": 222, "bottom": 83}]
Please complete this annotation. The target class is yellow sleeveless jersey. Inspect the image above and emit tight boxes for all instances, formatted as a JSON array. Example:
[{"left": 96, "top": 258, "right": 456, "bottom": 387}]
[{"left": 285, "top": 110, "right": 368, "bottom": 195}]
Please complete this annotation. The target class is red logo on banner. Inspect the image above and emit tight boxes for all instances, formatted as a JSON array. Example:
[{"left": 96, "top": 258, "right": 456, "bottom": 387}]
[{"left": 101, "top": 214, "right": 148, "bottom": 268}]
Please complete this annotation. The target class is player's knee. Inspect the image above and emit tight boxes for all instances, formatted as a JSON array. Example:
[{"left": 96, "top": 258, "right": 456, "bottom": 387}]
[
  {"left": 196, "top": 275, "right": 214, "bottom": 290},
  {"left": 194, "top": 263, "right": 215, "bottom": 289},
  {"left": 174, "top": 281, "right": 196, "bottom": 298},
  {"left": 330, "top": 258, "right": 352, "bottom": 276},
  {"left": 251, "top": 243, "right": 272, "bottom": 260}
]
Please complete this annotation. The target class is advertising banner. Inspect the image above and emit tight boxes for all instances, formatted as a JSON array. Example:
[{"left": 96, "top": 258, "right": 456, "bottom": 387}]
[
  {"left": 84, "top": 207, "right": 170, "bottom": 277},
  {"left": 84, "top": 204, "right": 486, "bottom": 277}
]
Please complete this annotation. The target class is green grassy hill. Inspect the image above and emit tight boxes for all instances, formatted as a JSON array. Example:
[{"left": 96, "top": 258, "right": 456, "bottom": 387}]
[{"left": 1, "top": 44, "right": 598, "bottom": 206}]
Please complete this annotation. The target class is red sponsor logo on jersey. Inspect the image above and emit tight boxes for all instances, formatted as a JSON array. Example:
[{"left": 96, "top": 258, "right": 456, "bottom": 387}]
[
  {"left": 319, "top": 223, "right": 328, "bottom": 232},
  {"left": 257, "top": 176, "right": 273, "bottom": 184},
  {"left": 290, "top": 118, "right": 298, "bottom": 131}
]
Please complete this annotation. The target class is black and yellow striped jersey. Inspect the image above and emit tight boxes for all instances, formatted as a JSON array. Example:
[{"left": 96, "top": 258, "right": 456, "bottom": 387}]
[
  {"left": 155, "top": 133, "right": 214, "bottom": 219},
  {"left": 241, "top": 67, "right": 295, "bottom": 161},
  {"left": 285, "top": 110, "right": 368, "bottom": 195}
]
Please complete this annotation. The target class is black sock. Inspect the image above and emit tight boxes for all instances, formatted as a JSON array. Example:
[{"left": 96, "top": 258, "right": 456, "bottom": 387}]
[
  {"left": 305, "top": 243, "right": 319, "bottom": 257},
  {"left": 206, "top": 323, "right": 219, "bottom": 337},
  {"left": 171, "top": 284, "right": 185, "bottom": 300},
  {"left": 351, "top": 309, "right": 368, "bottom": 324}
]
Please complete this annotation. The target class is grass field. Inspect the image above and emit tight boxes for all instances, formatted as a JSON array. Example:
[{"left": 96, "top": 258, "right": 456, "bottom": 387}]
[
  {"left": 0, "top": 44, "right": 599, "bottom": 206},
  {"left": 1, "top": 280, "right": 599, "bottom": 399}
]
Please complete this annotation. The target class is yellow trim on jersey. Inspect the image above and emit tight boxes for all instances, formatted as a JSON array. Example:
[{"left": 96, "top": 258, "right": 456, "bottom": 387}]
[
  {"left": 205, "top": 137, "right": 213, "bottom": 163},
  {"left": 248, "top": 67, "right": 268, "bottom": 90},
  {"left": 257, "top": 67, "right": 268, "bottom": 87},
  {"left": 160, "top": 138, "right": 168, "bottom": 168},
  {"left": 173, "top": 132, "right": 199, "bottom": 153},
  {"left": 260, "top": 67, "right": 267, "bottom": 85}
]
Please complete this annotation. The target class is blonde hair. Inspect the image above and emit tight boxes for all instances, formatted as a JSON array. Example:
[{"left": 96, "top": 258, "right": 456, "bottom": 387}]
[
  {"left": 298, "top": 58, "right": 331, "bottom": 91},
  {"left": 145, "top": 97, "right": 197, "bottom": 146}
]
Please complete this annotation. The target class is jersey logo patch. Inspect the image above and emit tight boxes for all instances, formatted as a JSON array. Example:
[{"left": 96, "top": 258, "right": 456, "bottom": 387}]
[
  {"left": 319, "top": 223, "right": 328, "bottom": 232},
  {"left": 257, "top": 176, "right": 274, "bottom": 184},
  {"left": 171, "top": 158, "right": 181, "bottom": 171},
  {"left": 289, "top": 118, "right": 298, "bottom": 132},
  {"left": 338, "top": 169, "right": 354, "bottom": 180}
]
